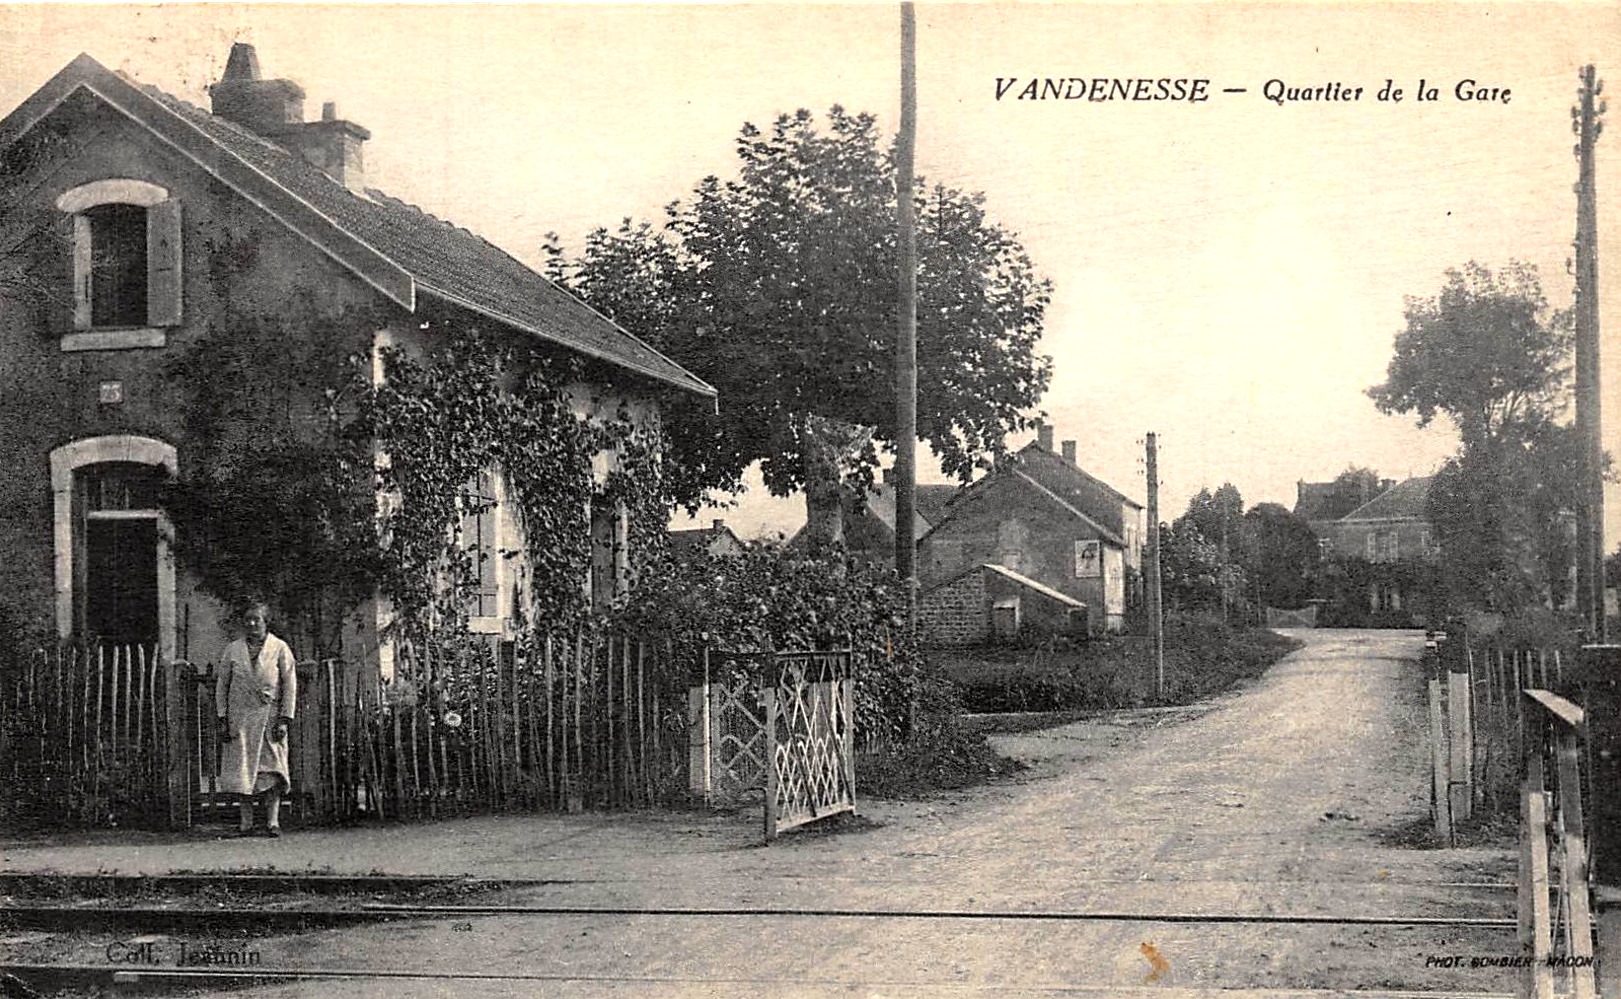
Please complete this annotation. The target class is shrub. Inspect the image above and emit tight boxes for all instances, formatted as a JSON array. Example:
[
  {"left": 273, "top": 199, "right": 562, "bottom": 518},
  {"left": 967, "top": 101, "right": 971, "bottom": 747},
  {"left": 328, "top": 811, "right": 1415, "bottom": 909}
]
[{"left": 613, "top": 540, "right": 920, "bottom": 746}]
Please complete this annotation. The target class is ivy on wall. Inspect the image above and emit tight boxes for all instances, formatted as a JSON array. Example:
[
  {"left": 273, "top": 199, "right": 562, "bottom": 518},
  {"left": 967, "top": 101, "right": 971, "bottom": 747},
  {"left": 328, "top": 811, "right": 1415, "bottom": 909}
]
[{"left": 165, "top": 242, "right": 673, "bottom": 653}]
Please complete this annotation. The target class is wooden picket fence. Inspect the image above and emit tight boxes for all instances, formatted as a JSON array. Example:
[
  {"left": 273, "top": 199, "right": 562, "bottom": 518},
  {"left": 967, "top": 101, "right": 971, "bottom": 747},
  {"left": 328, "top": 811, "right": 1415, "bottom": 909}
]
[
  {"left": 0, "top": 644, "right": 168, "bottom": 827},
  {"left": 1, "top": 630, "right": 692, "bottom": 829},
  {"left": 174, "top": 631, "right": 692, "bottom": 827}
]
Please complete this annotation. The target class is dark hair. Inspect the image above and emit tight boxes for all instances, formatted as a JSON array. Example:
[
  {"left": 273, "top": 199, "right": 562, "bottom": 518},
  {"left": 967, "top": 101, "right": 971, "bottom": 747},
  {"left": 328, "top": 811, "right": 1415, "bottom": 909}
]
[{"left": 235, "top": 596, "right": 271, "bottom": 622}]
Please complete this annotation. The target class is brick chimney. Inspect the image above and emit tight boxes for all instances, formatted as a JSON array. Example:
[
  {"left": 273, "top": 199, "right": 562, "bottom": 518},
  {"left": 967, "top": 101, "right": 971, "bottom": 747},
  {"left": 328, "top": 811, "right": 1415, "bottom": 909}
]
[
  {"left": 1036, "top": 420, "right": 1055, "bottom": 452},
  {"left": 1061, "top": 440, "right": 1077, "bottom": 466},
  {"left": 711, "top": 519, "right": 725, "bottom": 531},
  {"left": 209, "top": 43, "right": 370, "bottom": 192}
]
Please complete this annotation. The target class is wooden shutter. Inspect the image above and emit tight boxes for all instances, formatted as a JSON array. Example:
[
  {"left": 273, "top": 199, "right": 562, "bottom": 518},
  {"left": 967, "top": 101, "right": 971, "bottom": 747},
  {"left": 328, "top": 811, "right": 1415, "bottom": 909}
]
[
  {"left": 145, "top": 198, "right": 181, "bottom": 327},
  {"left": 71, "top": 213, "right": 92, "bottom": 330}
]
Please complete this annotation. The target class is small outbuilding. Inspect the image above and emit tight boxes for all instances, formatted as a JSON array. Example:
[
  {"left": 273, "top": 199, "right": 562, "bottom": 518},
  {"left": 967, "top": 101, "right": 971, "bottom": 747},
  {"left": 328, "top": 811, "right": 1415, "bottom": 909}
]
[{"left": 918, "top": 562, "right": 1088, "bottom": 647}]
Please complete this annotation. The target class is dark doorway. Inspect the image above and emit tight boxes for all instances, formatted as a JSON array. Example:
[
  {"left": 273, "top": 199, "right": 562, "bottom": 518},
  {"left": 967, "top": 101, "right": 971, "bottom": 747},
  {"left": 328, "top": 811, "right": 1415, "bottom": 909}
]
[{"left": 85, "top": 517, "right": 158, "bottom": 648}]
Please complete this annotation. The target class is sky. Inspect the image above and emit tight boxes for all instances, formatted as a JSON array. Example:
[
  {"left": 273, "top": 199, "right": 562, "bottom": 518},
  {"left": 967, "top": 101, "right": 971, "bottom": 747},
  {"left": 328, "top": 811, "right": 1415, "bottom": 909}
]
[{"left": 1, "top": 2, "right": 1617, "bottom": 543}]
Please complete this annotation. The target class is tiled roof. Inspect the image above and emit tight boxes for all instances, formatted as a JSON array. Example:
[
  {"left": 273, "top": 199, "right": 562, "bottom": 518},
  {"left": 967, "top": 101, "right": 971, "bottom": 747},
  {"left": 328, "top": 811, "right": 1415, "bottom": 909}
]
[
  {"left": 923, "top": 562, "right": 1087, "bottom": 608},
  {"left": 915, "top": 483, "right": 959, "bottom": 525},
  {"left": 1341, "top": 476, "right": 1433, "bottom": 522},
  {"left": 144, "top": 84, "right": 712, "bottom": 396},
  {"left": 1014, "top": 443, "right": 1143, "bottom": 511},
  {"left": 1, "top": 55, "right": 713, "bottom": 396}
]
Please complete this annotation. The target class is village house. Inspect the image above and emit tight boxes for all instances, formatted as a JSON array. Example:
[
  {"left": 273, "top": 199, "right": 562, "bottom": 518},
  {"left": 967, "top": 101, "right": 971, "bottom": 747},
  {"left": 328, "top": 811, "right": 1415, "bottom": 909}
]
[
  {"left": 667, "top": 519, "right": 746, "bottom": 560},
  {"left": 0, "top": 46, "right": 713, "bottom": 678},
  {"left": 917, "top": 423, "right": 1144, "bottom": 641},
  {"left": 1305, "top": 476, "right": 1439, "bottom": 623},
  {"left": 789, "top": 473, "right": 956, "bottom": 567}
]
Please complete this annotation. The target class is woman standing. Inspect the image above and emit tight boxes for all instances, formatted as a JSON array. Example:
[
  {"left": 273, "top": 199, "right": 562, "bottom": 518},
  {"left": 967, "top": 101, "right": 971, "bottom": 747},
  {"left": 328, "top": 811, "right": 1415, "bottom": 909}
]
[{"left": 216, "top": 601, "right": 297, "bottom": 836}]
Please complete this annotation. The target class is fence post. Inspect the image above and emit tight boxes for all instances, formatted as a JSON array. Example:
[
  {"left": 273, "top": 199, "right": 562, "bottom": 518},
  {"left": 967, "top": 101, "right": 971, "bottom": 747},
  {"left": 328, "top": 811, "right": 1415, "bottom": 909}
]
[
  {"left": 1576, "top": 644, "right": 1621, "bottom": 999},
  {"left": 164, "top": 659, "right": 190, "bottom": 830},
  {"left": 688, "top": 647, "right": 711, "bottom": 805},
  {"left": 763, "top": 684, "right": 778, "bottom": 843},
  {"left": 1519, "top": 726, "right": 1553, "bottom": 999},
  {"left": 1429, "top": 675, "right": 1452, "bottom": 844},
  {"left": 1448, "top": 666, "right": 1473, "bottom": 826}
]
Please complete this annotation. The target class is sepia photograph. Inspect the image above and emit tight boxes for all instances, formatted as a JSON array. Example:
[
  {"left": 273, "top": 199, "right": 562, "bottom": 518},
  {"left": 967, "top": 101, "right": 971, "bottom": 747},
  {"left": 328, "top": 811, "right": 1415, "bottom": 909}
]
[{"left": 0, "top": 3, "right": 1618, "bottom": 996}]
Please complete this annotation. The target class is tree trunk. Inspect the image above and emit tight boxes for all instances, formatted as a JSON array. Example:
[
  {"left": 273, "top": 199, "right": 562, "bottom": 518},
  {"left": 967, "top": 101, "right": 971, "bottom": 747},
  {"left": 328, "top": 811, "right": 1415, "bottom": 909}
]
[{"left": 799, "top": 414, "right": 872, "bottom": 551}]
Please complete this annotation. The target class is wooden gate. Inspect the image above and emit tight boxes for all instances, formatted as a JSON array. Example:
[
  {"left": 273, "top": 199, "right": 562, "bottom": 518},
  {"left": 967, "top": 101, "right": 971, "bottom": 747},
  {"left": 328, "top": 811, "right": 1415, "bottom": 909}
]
[
  {"left": 763, "top": 650, "right": 855, "bottom": 840},
  {"left": 688, "top": 649, "right": 857, "bottom": 839},
  {"left": 1518, "top": 687, "right": 1597, "bottom": 999}
]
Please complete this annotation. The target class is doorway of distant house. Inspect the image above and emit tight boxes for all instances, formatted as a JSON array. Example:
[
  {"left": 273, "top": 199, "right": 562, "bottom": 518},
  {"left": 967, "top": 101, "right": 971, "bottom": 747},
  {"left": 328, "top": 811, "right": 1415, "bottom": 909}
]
[{"left": 76, "top": 462, "right": 162, "bottom": 651}]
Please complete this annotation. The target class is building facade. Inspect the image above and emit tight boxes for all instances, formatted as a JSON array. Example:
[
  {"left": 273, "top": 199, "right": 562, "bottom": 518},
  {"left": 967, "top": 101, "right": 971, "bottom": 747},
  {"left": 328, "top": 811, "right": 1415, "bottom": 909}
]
[
  {"left": 917, "top": 424, "right": 1143, "bottom": 636},
  {"left": 0, "top": 47, "right": 712, "bottom": 675}
]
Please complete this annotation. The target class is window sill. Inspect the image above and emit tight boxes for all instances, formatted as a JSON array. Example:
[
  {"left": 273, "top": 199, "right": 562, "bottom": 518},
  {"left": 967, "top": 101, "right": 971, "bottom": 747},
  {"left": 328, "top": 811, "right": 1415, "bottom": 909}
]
[
  {"left": 61, "top": 328, "right": 167, "bottom": 352},
  {"left": 467, "top": 616, "right": 505, "bottom": 636}
]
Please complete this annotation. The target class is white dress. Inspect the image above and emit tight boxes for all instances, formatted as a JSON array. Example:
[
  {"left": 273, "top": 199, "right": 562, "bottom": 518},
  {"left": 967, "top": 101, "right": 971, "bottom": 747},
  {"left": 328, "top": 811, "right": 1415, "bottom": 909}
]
[{"left": 216, "top": 634, "right": 297, "bottom": 796}]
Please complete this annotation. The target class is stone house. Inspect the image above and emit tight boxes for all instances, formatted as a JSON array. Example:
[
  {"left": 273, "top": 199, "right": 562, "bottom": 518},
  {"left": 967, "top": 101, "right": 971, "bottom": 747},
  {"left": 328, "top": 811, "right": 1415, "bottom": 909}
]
[
  {"left": 917, "top": 423, "right": 1143, "bottom": 635},
  {"left": 0, "top": 47, "right": 713, "bottom": 677},
  {"left": 1308, "top": 476, "right": 1438, "bottom": 621}
]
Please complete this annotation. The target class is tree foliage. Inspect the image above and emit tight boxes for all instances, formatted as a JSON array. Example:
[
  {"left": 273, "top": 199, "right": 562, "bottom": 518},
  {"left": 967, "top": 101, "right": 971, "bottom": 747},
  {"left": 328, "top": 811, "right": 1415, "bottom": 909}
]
[
  {"left": 1368, "top": 261, "right": 1571, "bottom": 451},
  {"left": 1239, "top": 503, "right": 1320, "bottom": 609},
  {"left": 546, "top": 107, "right": 1053, "bottom": 509},
  {"left": 1369, "top": 260, "right": 1585, "bottom": 614}
]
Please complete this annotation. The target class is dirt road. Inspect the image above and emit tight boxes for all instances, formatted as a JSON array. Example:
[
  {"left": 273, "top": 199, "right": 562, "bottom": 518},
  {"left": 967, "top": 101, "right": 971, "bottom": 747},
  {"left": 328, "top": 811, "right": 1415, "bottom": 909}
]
[{"left": 13, "top": 629, "right": 1522, "bottom": 996}]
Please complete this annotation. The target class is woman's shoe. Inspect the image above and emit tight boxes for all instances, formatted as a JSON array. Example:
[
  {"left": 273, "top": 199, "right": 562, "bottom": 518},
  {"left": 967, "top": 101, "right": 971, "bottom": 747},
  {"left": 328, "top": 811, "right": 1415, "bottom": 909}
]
[{"left": 265, "top": 826, "right": 282, "bottom": 838}]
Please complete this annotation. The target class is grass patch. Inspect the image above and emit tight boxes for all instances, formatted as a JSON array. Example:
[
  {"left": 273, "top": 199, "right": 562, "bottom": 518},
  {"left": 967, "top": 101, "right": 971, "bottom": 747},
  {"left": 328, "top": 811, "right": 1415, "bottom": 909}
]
[{"left": 941, "top": 614, "right": 1304, "bottom": 714}]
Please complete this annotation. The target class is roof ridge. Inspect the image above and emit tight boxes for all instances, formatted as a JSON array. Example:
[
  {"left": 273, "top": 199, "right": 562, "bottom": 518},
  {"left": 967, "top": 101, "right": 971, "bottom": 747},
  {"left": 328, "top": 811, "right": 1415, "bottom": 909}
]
[{"left": 1015, "top": 442, "right": 1142, "bottom": 508}]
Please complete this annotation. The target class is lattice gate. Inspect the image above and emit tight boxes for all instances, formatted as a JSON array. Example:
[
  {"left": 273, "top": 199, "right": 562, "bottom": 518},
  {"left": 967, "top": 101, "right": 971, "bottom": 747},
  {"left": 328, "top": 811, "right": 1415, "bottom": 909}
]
[
  {"left": 688, "top": 649, "right": 856, "bottom": 839},
  {"left": 764, "top": 651, "right": 855, "bottom": 840}
]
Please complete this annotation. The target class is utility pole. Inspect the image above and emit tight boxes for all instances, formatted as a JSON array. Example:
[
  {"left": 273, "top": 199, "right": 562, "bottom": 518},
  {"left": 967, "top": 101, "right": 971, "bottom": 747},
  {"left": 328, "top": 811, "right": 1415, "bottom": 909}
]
[
  {"left": 1145, "top": 433, "right": 1165, "bottom": 699},
  {"left": 894, "top": 1, "right": 919, "bottom": 630},
  {"left": 1574, "top": 64, "right": 1607, "bottom": 641}
]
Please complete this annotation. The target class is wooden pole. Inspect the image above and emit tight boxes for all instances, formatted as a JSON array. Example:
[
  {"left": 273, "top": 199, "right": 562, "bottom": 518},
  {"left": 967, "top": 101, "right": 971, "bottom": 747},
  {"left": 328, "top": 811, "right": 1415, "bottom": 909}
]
[
  {"left": 893, "top": 0, "right": 919, "bottom": 620},
  {"left": 1520, "top": 738, "right": 1554, "bottom": 999},
  {"left": 1573, "top": 64, "right": 1607, "bottom": 642},
  {"left": 1145, "top": 433, "right": 1165, "bottom": 698},
  {"left": 689, "top": 646, "right": 711, "bottom": 805}
]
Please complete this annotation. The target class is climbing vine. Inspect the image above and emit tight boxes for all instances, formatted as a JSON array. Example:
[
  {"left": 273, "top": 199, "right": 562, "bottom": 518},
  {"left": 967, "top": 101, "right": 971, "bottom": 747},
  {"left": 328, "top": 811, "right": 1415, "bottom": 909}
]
[{"left": 168, "top": 243, "right": 676, "bottom": 651}]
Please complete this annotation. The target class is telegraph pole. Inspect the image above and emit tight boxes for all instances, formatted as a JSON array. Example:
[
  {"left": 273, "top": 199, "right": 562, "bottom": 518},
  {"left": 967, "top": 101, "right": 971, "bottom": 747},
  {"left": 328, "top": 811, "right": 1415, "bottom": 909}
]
[
  {"left": 894, "top": 1, "right": 919, "bottom": 628},
  {"left": 1574, "top": 64, "right": 1607, "bottom": 641},
  {"left": 1145, "top": 433, "right": 1165, "bottom": 699}
]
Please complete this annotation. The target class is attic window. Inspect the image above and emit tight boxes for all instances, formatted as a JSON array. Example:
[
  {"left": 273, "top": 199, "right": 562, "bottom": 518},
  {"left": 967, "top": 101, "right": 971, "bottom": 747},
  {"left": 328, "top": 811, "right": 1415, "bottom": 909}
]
[{"left": 87, "top": 204, "right": 147, "bottom": 327}]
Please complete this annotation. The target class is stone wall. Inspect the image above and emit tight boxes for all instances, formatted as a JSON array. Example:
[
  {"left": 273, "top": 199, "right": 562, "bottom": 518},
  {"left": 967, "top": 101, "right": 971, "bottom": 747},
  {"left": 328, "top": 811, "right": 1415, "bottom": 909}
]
[{"left": 918, "top": 570, "right": 989, "bottom": 648}]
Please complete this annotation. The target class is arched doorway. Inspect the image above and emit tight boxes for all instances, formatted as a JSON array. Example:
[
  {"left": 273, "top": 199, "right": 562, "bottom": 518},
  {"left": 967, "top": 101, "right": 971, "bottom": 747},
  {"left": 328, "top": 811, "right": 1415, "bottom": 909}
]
[{"left": 50, "top": 435, "right": 177, "bottom": 660}]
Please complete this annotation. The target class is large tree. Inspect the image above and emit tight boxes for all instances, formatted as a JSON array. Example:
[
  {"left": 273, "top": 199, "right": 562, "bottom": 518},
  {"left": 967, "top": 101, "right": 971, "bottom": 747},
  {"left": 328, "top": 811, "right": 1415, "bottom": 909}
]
[
  {"left": 1368, "top": 261, "right": 1578, "bottom": 612},
  {"left": 547, "top": 107, "right": 1052, "bottom": 536},
  {"left": 1240, "top": 502, "right": 1321, "bottom": 609},
  {"left": 1368, "top": 261, "right": 1571, "bottom": 452}
]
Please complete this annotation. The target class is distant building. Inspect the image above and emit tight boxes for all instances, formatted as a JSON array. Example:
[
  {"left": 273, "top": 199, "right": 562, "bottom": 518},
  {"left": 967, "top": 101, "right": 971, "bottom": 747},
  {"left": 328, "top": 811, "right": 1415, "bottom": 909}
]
[
  {"left": 1310, "top": 476, "right": 1439, "bottom": 623},
  {"left": 1294, "top": 471, "right": 1394, "bottom": 523},
  {"left": 667, "top": 519, "right": 746, "bottom": 560},
  {"left": 788, "top": 475, "right": 957, "bottom": 568},
  {"left": 917, "top": 422, "right": 1142, "bottom": 636}
]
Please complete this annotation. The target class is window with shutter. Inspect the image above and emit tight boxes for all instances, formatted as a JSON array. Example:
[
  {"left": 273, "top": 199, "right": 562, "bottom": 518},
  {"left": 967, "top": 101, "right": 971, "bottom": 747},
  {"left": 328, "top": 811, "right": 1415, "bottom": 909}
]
[
  {"left": 53, "top": 179, "right": 179, "bottom": 351},
  {"left": 459, "top": 470, "right": 502, "bottom": 628}
]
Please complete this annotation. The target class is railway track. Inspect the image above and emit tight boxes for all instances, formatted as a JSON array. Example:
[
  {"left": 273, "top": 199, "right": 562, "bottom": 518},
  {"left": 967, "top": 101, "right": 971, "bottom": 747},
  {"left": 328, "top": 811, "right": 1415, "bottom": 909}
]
[{"left": 0, "top": 873, "right": 1521, "bottom": 996}]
